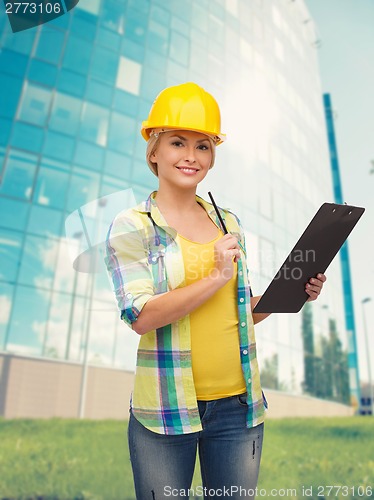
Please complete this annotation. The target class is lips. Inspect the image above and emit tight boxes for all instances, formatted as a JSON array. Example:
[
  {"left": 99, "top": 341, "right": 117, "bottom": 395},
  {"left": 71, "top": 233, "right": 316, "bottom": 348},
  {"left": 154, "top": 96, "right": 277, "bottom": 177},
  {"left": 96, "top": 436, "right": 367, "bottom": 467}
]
[{"left": 176, "top": 166, "right": 199, "bottom": 173}]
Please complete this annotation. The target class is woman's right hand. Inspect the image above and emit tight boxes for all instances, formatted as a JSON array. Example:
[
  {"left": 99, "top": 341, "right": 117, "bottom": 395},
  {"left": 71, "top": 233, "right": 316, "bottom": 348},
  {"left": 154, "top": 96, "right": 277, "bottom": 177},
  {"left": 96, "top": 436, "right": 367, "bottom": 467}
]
[{"left": 213, "top": 233, "right": 241, "bottom": 283}]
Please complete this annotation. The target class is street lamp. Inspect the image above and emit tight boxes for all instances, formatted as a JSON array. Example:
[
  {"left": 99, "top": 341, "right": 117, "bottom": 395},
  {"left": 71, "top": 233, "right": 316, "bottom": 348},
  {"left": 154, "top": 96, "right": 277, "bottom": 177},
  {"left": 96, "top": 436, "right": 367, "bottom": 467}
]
[{"left": 361, "top": 297, "right": 373, "bottom": 415}]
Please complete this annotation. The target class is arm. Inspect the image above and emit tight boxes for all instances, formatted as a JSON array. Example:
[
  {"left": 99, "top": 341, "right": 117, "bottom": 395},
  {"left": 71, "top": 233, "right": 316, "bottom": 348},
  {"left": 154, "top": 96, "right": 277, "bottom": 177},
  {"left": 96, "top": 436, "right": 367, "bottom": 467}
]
[
  {"left": 133, "top": 274, "right": 227, "bottom": 335},
  {"left": 251, "top": 295, "right": 271, "bottom": 325},
  {"left": 133, "top": 233, "right": 241, "bottom": 335}
]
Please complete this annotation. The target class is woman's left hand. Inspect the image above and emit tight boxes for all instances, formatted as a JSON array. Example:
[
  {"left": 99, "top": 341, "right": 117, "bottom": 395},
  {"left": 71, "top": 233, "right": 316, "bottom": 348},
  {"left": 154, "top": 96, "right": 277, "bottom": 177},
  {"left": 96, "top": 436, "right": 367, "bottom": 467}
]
[{"left": 305, "top": 273, "right": 327, "bottom": 302}]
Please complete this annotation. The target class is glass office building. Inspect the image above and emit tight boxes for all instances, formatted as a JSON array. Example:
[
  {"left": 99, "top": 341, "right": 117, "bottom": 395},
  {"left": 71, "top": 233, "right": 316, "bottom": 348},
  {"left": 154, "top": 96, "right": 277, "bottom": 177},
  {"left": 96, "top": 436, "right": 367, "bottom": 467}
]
[{"left": 0, "top": 0, "right": 352, "bottom": 406}]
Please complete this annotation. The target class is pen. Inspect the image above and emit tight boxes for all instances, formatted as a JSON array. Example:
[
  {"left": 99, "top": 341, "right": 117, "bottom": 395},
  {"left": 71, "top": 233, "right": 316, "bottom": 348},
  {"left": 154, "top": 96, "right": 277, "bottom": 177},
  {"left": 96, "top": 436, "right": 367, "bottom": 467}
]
[
  {"left": 208, "top": 191, "right": 228, "bottom": 234},
  {"left": 208, "top": 191, "right": 245, "bottom": 254}
]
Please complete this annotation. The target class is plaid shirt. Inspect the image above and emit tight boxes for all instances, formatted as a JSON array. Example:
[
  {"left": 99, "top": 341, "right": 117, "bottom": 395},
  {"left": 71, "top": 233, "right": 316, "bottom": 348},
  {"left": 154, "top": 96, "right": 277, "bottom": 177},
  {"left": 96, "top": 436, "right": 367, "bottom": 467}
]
[{"left": 105, "top": 191, "right": 266, "bottom": 435}]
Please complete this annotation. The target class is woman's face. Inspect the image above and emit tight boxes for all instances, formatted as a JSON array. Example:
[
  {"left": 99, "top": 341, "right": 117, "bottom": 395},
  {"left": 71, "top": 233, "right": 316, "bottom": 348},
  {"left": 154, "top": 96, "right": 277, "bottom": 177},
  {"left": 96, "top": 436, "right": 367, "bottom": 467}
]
[{"left": 150, "top": 130, "right": 213, "bottom": 188}]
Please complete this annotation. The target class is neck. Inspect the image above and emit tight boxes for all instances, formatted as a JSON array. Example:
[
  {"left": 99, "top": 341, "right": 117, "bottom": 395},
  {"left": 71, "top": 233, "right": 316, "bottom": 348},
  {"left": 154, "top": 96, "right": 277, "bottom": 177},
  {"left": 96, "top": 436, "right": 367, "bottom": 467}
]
[{"left": 154, "top": 185, "right": 200, "bottom": 215}]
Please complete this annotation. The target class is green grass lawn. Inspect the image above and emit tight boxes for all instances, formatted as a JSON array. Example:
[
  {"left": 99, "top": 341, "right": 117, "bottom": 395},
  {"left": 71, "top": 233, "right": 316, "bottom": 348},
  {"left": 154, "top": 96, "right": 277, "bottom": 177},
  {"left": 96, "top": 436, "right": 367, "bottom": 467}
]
[{"left": 0, "top": 417, "right": 373, "bottom": 499}]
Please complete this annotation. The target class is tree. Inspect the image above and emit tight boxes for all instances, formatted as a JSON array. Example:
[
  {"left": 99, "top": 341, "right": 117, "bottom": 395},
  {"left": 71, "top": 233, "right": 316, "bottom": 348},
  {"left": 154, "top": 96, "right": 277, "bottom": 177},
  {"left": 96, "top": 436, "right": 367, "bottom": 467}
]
[{"left": 301, "top": 303, "right": 315, "bottom": 395}]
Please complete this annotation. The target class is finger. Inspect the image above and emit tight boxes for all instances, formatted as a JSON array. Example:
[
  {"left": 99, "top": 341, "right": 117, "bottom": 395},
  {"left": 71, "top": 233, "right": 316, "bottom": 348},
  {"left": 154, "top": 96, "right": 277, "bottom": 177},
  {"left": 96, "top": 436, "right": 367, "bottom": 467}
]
[
  {"left": 316, "top": 273, "right": 327, "bottom": 283},
  {"left": 308, "top": 277, "right": 324, "bottom": 288},
  {"left": 306, "top": 289, "right": 319, "bottom": 301},
  {"left": 305, "top": 283, "right": 321, "bottom": 295},
  {"left": 221, "top": 233, "right": 239, "bottom": 244},
  {"left": 218, "top": 239, "right": 240, "bottom": 252},
  {"left": 225, "top": 249, "right": 240, "bottom": 260}
]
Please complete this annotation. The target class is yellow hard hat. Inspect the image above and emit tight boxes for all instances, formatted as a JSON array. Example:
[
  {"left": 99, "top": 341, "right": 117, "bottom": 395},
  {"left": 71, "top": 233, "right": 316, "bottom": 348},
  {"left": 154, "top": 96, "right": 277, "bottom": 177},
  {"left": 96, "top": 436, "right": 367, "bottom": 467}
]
[{"left": 141, "top": 82, "right": 226, "bottom": 145}]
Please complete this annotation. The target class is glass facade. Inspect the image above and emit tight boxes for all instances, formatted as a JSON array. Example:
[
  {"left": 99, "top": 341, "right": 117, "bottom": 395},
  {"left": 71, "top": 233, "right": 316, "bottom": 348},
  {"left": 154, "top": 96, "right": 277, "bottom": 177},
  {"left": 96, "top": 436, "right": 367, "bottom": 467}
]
[{"left": 0, "top": 0, "right": 352, "bottom": 403}]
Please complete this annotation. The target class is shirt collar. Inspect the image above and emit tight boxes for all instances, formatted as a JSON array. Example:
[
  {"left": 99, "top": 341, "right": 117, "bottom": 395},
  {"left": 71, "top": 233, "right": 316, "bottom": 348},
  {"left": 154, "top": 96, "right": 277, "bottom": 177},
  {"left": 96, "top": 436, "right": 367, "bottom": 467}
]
[{"left": 135, "top": 190, "right": 228, "bottom": 233}]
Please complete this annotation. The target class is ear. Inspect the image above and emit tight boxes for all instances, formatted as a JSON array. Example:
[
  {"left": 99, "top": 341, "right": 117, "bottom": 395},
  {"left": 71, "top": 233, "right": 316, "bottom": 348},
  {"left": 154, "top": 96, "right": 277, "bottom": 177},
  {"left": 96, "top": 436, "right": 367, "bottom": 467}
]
[{"left": 151, "top": 151, "right": 157, "bottom": 161}]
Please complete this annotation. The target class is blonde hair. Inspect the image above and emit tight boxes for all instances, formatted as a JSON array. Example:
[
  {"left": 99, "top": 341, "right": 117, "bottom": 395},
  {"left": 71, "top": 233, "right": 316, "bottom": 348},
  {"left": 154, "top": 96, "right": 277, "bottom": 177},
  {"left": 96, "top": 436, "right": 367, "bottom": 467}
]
[{"left": 146, "top": 131, "right": 217, "bottom": 177}]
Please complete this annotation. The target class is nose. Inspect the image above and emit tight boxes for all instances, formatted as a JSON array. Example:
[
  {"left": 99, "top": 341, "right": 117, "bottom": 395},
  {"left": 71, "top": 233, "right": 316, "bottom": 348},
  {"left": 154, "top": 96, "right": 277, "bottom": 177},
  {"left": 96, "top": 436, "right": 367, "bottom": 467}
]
[{"left": 184, "top": 145, "right": 196, "bottom": 163}]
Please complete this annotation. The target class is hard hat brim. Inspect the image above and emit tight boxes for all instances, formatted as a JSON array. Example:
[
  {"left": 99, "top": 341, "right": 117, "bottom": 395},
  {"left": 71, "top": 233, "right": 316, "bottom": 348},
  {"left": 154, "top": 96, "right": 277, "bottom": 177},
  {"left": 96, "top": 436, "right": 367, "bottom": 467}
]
[{"left": 141, "top": 124, "right": 225, "bottom": 145}]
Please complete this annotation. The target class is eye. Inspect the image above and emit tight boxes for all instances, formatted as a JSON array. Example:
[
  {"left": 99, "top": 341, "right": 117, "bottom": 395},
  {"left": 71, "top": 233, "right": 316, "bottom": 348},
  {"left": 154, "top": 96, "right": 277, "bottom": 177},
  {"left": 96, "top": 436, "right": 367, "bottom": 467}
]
[
  {"left": 171, "top": 141, "right": 184, "bottom": 147},
  {"left": 197, "top": 143, "right": 210, "bottom": 151}
]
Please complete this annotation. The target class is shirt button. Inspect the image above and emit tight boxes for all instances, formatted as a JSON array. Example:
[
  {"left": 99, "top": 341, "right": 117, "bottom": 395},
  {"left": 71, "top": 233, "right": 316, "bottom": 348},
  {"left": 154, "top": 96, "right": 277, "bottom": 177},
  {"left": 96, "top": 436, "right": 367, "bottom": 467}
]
[
  {"left": 240, "top": 298, "right": 244, "bottom": 303},
  {"left": 152, "top": 256, "right": 157, "bottom": 262},
  {"left": 243, "top": 349, "right": 248, "bottom": 355},
  {"left": 241, "top": 321, "right": 246, "bottom": 327},
  {"left": 247, "top": 378, "right": 252, "bottom": 384},
  {"left": 126, "top": 293, "right": 133, "bottom": 299},
  {"left": 239, "top": 271, "right": 243, "bottom": 276}
]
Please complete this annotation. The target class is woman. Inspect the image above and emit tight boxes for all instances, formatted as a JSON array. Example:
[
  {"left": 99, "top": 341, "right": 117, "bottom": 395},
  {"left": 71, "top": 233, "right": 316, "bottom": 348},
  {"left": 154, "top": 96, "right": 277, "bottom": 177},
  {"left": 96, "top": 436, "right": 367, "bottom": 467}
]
[{"left": 105, "top": 82, "right": 326, "bottom": 499}]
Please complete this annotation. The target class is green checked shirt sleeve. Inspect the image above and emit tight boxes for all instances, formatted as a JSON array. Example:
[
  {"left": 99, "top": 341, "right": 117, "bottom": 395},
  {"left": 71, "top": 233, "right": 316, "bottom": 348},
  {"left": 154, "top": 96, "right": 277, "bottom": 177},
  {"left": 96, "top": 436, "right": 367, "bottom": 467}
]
[{"left": 105, "top": 208, "right": 155, "bottom": 328}]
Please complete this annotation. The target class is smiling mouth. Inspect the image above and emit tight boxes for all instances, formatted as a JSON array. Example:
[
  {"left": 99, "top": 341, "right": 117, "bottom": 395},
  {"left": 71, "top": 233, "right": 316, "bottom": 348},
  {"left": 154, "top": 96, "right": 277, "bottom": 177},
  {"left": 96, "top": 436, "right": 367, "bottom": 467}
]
[{"left": 176, "top": 166, "right": 199, "bottom": 173}]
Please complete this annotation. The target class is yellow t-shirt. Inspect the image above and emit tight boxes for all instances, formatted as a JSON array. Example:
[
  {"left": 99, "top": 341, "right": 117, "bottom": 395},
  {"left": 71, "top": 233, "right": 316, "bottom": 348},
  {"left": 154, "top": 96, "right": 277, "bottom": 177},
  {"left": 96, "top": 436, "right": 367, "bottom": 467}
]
[{"left": 177, "top": 231, "right": 246, "bottom": 400}]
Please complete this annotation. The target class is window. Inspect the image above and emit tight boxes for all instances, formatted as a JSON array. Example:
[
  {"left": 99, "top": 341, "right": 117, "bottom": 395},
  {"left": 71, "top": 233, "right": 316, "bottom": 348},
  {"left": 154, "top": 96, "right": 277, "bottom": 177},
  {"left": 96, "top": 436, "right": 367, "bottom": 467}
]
[
  {"left": 90, "top": 45, "right": 119, "bottom": 85},
  {"left": 124, "top": 11, "right": 147, "bottom": 45},
  {"left": 140, "top": 68, "right": 166, "bottom": 100},
  {"left": 100, "top": 175, "right": 128, "bottom": 197},
  {"left": 171, "top": 16, "right": 189, "bottom": 37},
  {"left": 96, "top": 27, "right": 121, "bottom": 51},
  {"left": 70, "top": 10, "right": 97, "bottom": 42},
  {"left": 86, "top": 79, "right": 113, "bottom": 107},
  {"left": 170, "top": 0, "right": 191, "bottom": 21},
  {"left": 49, "top": 92, "right": 82, "bottom": 136},
  {"left": 275, "top": 38, "right": 284, "bottom": 63},
  {"left": 43, "top": 130, "right": 75, "bottom": 163},
  {"left": 0, "top": 49, "right": 28, "bottom": 78},
  {"left": 18, "top": 233, "right": 58, "bottom": 289},
  {"left": 148, "top": 20, "right": 169, "bottom": 56},
  {"left": 5, "top": 284, "right": 50, "bottom": 354},
  {"left": 128, "top": 0, "right": 149, "bottom": 15},
  {"left": 66, "top": 166, "right": 100, "bottom": 213},
  {"left": 11, "top": 122, "right": 44, "bottom": 154},
  {"left": 104, "top": 150, "right": 131, "bottom": 178},
  {"left": 0, "top": 197, "right": 29, "bottom": 231},
  {"left": 43, "top": 291, "right": 73, "bottom": 359},
  {"left": 57, "top": 69, "right": 86, "bottom": 98},
  {"left": 225, "top": 0, "right": 238, "bottom": 17},
  {"left": 0, "top": 228, "right": 23, "bottom": 282},
  {"left": 0, "top": 118, "right": 12, "bottom": 146},
  {"left": 107, "top": 113, "right": 136, "bottom": 155},
  {"left": 0, "top": 73, "right": 23, "bottom": 119},
  {"left": 28, "top": 59, "right": 58, "bottom": 87},
  {"left": 150, "top": 4, "right": 170, "bottom": 27},
  {"left": 28, "top": 205, "right": 63, "bottom": 238},
  {"left": 35, "top": 28, "right": 65, "bottom": 64},
  {"left": 2, "top": 29, "right": 36, "bottom": 56},
  {"left": 132, "top": 159, "right": 156, "bottom": 190},
  {"left": 169, "top": 31, "right": 189, "bottom": 66},
  {"left": 116, "top": 56, "right": 141, "bottom": 95},
  {"left": 33, "top": 157, "right": 70, "bottom": 209},
  {"left": 121, "top": 38, "right": 145, "bottom": 64},
  {"left": 79, "top": 102, "right": 109, "bottom": 146},
  {"left": 77, "top": 0, "right": 101, "bottom": 15},
  {"left": 259, "top": 237, "right": 276, "bottom": 280},
  {"left": 18, "top": 83, "right": 52, "bottom": 127},
  {"left": 0, "top": 150, "right": 38, "bottom": 200},
  {"left": 0, "top": 282, "right": 13, "bottom": 348},
  {"left": 101, "top": 0, "right": 125, "bottom": 34},
  {"left": 62, "top": 35, "right": 92, "bottom": 75},
  {"left": 73, "top": 141, "right": 105, "bottom": 171},
  {"left": 192, "top": 3, "right": 208, "bottom": 33},
  {"left": 113, "top": 90, "right": 138, "bottom": 117}
]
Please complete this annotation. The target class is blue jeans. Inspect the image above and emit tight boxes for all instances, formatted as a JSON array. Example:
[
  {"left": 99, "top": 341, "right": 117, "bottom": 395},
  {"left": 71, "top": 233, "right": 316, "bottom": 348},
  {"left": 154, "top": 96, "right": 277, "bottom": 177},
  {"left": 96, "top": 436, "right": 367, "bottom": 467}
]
[{"left": 128, "top": 393, "right": 264, "bottom": 499}]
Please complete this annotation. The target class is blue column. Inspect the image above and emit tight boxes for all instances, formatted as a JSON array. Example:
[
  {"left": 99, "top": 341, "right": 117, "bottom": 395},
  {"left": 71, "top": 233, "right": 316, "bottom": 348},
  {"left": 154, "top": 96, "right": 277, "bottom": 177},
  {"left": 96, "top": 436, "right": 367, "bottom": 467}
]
[{"left": 323, "top": 93, "right": 361, "bottom": 412}]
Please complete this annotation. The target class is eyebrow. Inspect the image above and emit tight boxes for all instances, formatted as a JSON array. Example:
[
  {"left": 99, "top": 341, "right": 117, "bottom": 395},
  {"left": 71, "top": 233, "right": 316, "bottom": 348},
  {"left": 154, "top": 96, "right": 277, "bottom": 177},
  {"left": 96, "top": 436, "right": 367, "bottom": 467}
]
[{"left": 170, "top": 134, "right": 210, "bottom": 143}]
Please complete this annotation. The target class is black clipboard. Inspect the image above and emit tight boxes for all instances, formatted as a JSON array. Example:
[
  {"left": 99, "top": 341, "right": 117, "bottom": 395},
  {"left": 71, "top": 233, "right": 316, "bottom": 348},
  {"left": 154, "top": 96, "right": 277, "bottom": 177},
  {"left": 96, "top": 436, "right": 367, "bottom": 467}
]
[{"left": 253, "top": 203, "right": 365, "bottom": 313}]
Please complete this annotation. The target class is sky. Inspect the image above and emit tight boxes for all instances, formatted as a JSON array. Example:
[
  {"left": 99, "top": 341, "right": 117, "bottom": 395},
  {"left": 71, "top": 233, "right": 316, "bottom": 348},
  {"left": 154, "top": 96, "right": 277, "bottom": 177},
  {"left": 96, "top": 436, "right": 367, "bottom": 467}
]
[{"left": 305, "top": 0, "right": 374, "bottom": 385}]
